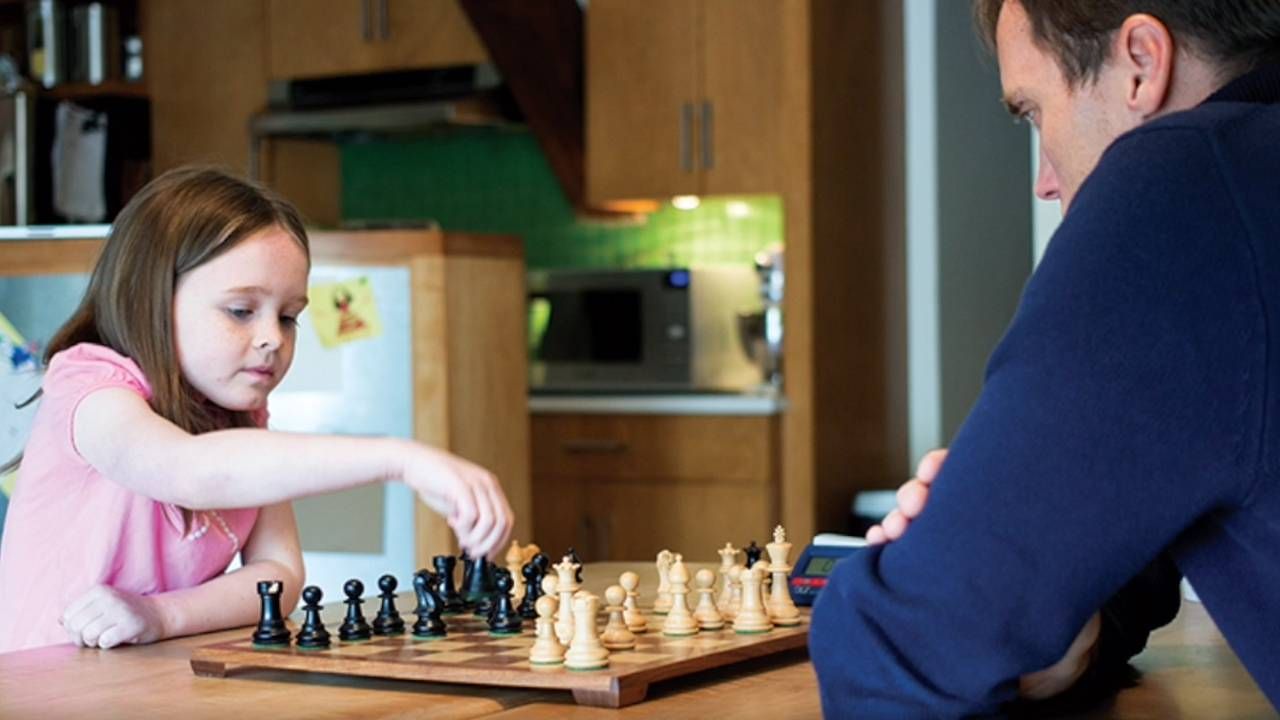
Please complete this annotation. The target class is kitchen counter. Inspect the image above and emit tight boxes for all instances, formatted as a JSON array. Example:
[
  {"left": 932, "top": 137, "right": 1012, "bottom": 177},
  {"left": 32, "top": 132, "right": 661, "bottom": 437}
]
[{"left": 528, "top": 391, "right": 786, "bottom": 416}]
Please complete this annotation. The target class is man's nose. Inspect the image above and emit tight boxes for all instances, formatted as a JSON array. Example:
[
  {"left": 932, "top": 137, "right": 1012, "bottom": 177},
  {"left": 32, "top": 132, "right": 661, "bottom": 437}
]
[{"left": 1034, "top": 143, "right": 1061, "bottom": 202}]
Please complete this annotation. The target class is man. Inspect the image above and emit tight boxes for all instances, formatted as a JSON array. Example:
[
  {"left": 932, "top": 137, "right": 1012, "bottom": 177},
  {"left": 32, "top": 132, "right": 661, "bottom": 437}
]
[{"left": 810, "top": 1, "right": 1280, "bottom": 716}]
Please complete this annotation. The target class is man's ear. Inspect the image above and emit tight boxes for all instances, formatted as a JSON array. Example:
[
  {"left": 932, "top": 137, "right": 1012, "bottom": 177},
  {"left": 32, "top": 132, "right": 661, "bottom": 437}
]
[{"left": 1115, "top": 13, "right": 1176, "bottom": 117}]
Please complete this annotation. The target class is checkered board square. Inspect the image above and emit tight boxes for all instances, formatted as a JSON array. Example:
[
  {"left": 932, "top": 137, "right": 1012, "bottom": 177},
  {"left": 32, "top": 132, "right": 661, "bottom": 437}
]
[{"left": 191, "top": 607, "right": 811, "bottom": 709}]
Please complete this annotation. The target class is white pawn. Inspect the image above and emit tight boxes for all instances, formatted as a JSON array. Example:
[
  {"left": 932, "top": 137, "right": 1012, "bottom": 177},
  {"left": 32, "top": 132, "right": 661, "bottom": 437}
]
[
  {"left": 693, "top": 568, "right": 725, "bottom": 630},
  {"left": 564, "top": 593, "right": 610, "bottom": 670},
  {"left": 529, "top": 594, "right": 566, "bottom": 665},
  {"left": 600, "top": 585, "right": 637, "bottom": 650},
  {"left": 653, "top": 549, "right": 674, "bottom": 615},
  {"left": 553, "top": 556, "right": 578, "bottom": 646},
  {"left": 661, "top": 555, "right": 699, "bottom": 636},
  {"left": 716, "top": 543, "right": 739, "bottom": 611},
  {"left": 620, "top": 571, "right": 648, "bottom": 633},
  {"left": 733, "top": 564, "right": 773, "bottom": 634}
]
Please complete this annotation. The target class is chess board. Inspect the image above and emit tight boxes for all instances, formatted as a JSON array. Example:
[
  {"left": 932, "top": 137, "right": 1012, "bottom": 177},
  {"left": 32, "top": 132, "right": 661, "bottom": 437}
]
[{"left": 190, "top": 607, "right": 811, "bottom": 708}]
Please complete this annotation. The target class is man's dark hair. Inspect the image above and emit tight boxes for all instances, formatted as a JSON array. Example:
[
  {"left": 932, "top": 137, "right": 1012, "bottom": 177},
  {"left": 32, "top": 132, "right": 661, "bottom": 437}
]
[{"left": 974, "top": 0, "right": 1280, "bottom": 87}]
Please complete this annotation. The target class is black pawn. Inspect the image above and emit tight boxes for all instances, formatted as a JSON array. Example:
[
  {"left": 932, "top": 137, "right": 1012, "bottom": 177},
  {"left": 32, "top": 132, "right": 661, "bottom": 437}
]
[
  {"left": 487, "top": 568, "right": 523, "bottom": 635},
  {"left": 412, "top": 571, "right": 447, "bottom": 638},
  {"left": 433, "top": 555, "right": 465, "bottom": 614},
  {"left": 566, "top": 547, "right": 584, "bottom": 584},
  {"left": 373, "top": 574, "right": 406, "bottom": 635},
  {"left": 517, "top": 552, "right": 550, "bottom": 619},
  {"left": 745, "top": 540, "right": 763, "bottom": 568},
  {"left": 295, "top": 585, "right": 331, "bottom": 649},
  {"left": 252, "top": 580, "right": 291, "bottom": 645},
  {"left": 463, "top": 556, "right": 496, "bottom": 617},
  {"left": 338, "top": 579, "right": 372, "bottom": 641}
]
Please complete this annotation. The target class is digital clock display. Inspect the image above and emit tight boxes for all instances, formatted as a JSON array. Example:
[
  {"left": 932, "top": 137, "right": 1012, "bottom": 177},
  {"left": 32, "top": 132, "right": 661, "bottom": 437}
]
[{"left": 803, "top": 556, "right": 838, "bottom": 576}]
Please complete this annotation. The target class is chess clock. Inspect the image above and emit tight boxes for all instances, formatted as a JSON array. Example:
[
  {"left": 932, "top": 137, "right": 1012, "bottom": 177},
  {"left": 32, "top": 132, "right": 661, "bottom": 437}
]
[{"left": 788, "top": 533, "right": 868, "bottom": 606}]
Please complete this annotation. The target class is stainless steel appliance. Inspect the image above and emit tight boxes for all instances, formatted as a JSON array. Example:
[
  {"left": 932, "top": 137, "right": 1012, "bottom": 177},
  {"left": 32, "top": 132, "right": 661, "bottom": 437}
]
[{"left": 527, "top": 267, "right": 762, "bottom": 393}]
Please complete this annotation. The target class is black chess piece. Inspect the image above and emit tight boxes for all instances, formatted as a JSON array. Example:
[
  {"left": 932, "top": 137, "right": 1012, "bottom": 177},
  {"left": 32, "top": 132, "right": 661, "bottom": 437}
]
[
  {"left": 745, "top": 540, "right": 763, "bottom": 568},
  {"left": 487, "top": 568, "right": 523, "bottom": 635},
  {"left": 459, "top": 551, "right": 475, "bottom": 606},
  {"left": 463, "top": 556, "right": 495, "bottom": 617},
  {"left": 566, "top": 547, "right": 584, "bottom": 584},
  {"left": 373, "top": 574, "right": 406, "bottom": 635},
  {"left": 517, "top": 552, "right": 550, "bottom": 619},
  {"left": 252, "top": 580, "right": 291, "bottom": 645},
  {"left": 338, "top": 578, "right": 373, "bottom": 641},
  {"left": 433, "top": 555, "right": 465, "bottom": 614},
  {"left": 295, "top": 585, "right": 331, "bottom": 649},
  {"left": 412, "top": 570, "right": 447, "bottom": 638}
]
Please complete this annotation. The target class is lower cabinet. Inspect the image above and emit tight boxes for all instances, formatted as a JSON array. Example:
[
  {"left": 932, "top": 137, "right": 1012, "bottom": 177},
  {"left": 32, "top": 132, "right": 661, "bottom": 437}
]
[{"left": 531, "top": 413, "right": 779, "bottom": 563}]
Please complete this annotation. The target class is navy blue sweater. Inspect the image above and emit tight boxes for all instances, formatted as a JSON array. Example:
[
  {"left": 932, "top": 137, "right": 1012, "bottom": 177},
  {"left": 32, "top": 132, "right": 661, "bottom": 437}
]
[{"left": 810, "top": 63, "right": 1280, "bottom": 717}]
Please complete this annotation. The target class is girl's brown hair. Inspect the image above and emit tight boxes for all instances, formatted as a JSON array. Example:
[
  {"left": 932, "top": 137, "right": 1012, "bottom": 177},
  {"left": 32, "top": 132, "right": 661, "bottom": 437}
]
[{"left": 3, "top": 167, "right": 308, "bottom": 474}]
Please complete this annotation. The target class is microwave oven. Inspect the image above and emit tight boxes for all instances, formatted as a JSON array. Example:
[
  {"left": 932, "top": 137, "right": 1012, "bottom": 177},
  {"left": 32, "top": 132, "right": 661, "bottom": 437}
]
[{"left": 527, "top": 267, "right": 762, "bottom": 393}]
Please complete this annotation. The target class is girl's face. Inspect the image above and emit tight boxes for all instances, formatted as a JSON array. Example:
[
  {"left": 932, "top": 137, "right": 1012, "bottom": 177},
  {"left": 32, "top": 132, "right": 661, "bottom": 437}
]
[{"left": 172, "top": 225, "right": 309, "bottom": 412}]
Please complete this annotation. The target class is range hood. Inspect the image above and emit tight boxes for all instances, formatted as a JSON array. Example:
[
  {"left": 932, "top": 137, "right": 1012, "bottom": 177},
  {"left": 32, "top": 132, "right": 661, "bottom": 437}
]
[{"left": 250, "top": 0, "right": 593, "bottom": 211}]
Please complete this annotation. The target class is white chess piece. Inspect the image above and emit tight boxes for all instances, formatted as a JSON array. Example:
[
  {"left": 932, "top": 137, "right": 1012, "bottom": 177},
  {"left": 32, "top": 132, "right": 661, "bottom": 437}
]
[
  {"left": 619, "top": 571, "right": 648, "bottom": 633},
  {"left": 506, "top": 540, "right": 526, "bottom": 605},
  {"left": 529, "top": 594, "right": 566, "bottom": 665},
  {"left": 693, "top": 568, "right": 725, "bottom": 630},
  {"left": 724, "top": 564, "right": 744, "bottom": 621},
  {"left": 600, "top": 585, "right": 637, "bottom": 650},
  {"left": 733, "top": 564, "right": 773, "bottom": 634},
  {"left": 654, "top": 549, "right": 674, "bottom": 615},
  {"left": 716, "top": 543, "right": 739, "bottom": 611},
  {"left": 661, "top": 554, "right": 699, "bottom": 636},
  {"left": 553, "top": 555, "right": 579, "bottom": 646},
  {"left": 767, "top": 525, "right": 802, "bottom": 626},
  {"left": 756, "top": 559, "right": 773, "bottom": 617},
  {"left": 564, "top": 593, "right": 610, "bottom": 670}
]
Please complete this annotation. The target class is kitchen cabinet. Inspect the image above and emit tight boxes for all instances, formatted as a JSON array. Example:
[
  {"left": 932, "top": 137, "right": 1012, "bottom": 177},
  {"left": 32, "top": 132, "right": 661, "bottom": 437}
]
[
  {"left": 266, "top": 0, "right": 488, "bottom": 80},
  {"left": 531, "top": 413, "right": 779, "bottom": 562},
  {"left": 585, "top": 0, "right": 786, "bottom": 203}
]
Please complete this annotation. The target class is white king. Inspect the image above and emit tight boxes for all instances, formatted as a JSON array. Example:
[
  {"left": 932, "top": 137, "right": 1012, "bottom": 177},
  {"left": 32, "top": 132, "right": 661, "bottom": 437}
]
[{"left": 766, "top": 525, "right": 801, "bottom": 626}]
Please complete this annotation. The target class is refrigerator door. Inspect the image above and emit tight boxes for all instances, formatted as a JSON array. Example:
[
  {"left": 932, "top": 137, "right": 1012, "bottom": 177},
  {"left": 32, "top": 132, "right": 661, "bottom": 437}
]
[{"left": 268, "top": 264, "right": 416, "bottom": 601}]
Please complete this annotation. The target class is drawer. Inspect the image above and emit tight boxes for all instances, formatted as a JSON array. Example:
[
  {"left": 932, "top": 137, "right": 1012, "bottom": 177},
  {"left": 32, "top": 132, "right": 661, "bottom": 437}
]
[{"left": 531, "top": 414, "right": 776, "bottom": 484}]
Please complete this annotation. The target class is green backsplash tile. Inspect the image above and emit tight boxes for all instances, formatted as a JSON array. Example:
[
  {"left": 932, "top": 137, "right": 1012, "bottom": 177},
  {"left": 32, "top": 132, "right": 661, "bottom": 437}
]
[{"left": 340, "top": 127, "right": 782, "bottom": 269}]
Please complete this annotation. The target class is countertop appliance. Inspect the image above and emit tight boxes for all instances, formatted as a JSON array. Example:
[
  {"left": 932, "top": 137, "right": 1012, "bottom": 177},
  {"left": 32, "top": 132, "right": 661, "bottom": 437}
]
[{"left": 527, "top": 267, "right": 762, "bottom": 394}]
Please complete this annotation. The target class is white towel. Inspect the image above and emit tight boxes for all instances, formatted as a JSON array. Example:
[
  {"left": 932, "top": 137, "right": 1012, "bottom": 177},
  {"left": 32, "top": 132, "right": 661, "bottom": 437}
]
[{"left": 52, "top": 101, "right": 107, "bottom": 222}]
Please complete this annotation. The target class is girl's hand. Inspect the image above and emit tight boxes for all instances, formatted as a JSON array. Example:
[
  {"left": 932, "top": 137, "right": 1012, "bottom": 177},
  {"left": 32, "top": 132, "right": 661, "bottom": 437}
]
[
  {"left": 866, "top": 448, "right": 947, "bottom": 544},
  {"left": 60, "top": 585, "right": 166, "bottom": 649},
  {"left": 400, "top": 442, "right": 514, "bottom": 560}
]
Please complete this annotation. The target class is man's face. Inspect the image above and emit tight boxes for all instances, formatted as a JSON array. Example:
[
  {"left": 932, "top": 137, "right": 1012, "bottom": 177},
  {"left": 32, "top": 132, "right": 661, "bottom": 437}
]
[{"left": 996, "top": 0, "right": 1136, "bottom": 213}]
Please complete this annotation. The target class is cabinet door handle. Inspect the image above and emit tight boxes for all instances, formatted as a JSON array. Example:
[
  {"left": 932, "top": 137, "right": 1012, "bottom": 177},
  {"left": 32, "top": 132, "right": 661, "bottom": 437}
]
[
  {"left": 360, "top": 0, "right": 374, "bottom": 41},
  {"left": 378, "top": 0, "right": 390, "bottom": 40},
  {"left": 700, "top": 100, "right": 715, "bottom": 170},
  {"left": 680, "top": 102, "right": 694, "bottom": 173},
  {"left": 562, "top": 439, "right": 629, "bottom": 454}
]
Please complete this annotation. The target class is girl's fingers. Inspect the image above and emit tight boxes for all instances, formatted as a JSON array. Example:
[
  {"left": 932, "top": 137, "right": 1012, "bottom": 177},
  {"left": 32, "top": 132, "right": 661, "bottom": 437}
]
[{"left": 79, "top": 615, "right": 112, "bottom": 648}]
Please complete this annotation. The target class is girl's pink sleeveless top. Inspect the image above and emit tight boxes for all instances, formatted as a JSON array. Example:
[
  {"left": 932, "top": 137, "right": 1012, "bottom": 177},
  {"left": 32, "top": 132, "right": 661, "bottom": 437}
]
[{"left": 0, "top": 343, "right": 259, "bottom": 653}]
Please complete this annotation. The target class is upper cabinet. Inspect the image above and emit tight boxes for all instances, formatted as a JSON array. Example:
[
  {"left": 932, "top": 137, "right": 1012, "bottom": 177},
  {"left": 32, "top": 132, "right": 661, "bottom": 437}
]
[
  {"left": 586, "top": 0, "right": 787, "bottom": 204},
  {"left": 266, "top": 0, "right": 489, "bottom": 80}
]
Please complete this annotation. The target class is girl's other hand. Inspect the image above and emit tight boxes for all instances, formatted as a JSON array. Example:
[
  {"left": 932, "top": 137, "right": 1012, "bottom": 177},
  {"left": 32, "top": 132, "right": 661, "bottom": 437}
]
[
  {"left": 60, "top": 584, "right": 165, "bottom": 649},
  {"left": 865, "top": 448, "right": 947, "bottom": 544},
  {"left": 400, "top": 442, "right": 514, "bottom": 560}
]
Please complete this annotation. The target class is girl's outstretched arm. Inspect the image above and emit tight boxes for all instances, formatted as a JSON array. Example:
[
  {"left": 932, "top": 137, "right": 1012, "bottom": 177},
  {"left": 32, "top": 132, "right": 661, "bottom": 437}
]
[{"left": 74, "top": 387, "right": 512, "bottom": 559}]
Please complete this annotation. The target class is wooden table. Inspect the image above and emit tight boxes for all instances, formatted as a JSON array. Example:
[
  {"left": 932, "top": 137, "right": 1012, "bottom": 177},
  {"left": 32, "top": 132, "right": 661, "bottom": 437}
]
[{"left": 0, "top": 563, "right": 1273, "bottom": 719}]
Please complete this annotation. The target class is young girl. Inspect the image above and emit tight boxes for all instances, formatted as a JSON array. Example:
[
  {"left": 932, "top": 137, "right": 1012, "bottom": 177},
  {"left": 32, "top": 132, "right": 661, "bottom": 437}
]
[{"left": 0, "top": 166, "right": 513, "bottom": 653}]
